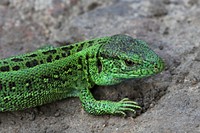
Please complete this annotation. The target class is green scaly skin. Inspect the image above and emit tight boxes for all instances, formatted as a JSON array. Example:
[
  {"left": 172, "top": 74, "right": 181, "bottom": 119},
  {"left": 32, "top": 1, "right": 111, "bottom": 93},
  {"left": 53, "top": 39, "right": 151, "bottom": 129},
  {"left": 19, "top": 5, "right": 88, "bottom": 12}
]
[{"left": 0, "top": 34, "right": 164, "bottom": 116}]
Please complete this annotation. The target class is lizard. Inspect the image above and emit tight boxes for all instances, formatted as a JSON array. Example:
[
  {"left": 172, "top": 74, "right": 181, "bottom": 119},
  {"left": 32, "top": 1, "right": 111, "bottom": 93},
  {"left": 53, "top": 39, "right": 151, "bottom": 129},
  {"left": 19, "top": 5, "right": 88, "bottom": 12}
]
[{"left": 0, "top": 34, "right": 164, "bottom": 116}]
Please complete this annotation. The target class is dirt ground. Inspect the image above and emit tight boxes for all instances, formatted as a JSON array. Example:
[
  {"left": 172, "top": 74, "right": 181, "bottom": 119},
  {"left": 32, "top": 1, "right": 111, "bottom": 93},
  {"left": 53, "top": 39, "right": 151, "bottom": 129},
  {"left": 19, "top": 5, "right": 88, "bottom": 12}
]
[{"left": 0, "top": 0, "right": 199, "bottom": 133}]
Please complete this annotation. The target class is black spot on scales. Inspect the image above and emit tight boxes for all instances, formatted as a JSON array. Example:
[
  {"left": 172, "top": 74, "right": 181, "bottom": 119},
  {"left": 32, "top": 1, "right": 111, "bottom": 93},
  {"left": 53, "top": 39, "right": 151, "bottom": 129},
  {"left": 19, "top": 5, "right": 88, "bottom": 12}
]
[
  {"left": 86, "top": 53, "right": 89, "bottom": 61},
  {"left": 62, "top": 53, "right": 66, "bottom": 57},
  {"left": 26, "top": 61, "right": 31, "bottom": 68},
  {"left": 0, "top": 82, "right": 2, "bottom": 90},
  {"left": 25, "top": 59, "right": 39, "bottom": 68},
  {"left": 85, "top": 54, "right": 91, "bottom": 77},
  {"left": 3, "top": 61, "right": 8, "bottom": 64},
  {"left": 32, "top": 59, "right": 39, "bottom": 66},
  {"left": 11, "top": 58, "right": 24, "bottom": 62},
  {"left": 68, "top": 71, "right": 73, "bottom": 75},
  {"left": 26, "top": 79, "right": 31, "bottom": 82},
  {"left": 12, "top": 65, "right": 20, "bottom": 71},
  {"left": 87, "top": 40, "right": 94, "bottom": 46},
  {"left": 78, "top": 57, "right": 82, "bottom": 65},
  {"left": 0, "top": 66, "right": 10, "bottom": 72},
  {"left": 55, "top": 55, "right": 60, "bottom": 60},
  {"left": 40, "top": 60, "right": 44, "bottom": 64},
  {"left": 47, "top": 55, "right": 53, "bottom": 62}
]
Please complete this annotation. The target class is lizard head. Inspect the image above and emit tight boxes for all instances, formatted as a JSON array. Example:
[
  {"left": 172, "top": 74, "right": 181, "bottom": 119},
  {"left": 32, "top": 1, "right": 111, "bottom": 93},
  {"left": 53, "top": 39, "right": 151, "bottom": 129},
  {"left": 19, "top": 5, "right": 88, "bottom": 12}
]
[{"left": 91, "top": 34, "right": 165, "bottom": 85}]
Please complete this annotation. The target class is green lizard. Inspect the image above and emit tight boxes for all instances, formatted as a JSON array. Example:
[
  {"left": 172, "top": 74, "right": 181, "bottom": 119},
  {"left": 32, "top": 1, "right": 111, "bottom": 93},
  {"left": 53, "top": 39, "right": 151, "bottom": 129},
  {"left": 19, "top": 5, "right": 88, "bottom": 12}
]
[{"left": 0, "top": 34, "right": 164, "bottom": 115}]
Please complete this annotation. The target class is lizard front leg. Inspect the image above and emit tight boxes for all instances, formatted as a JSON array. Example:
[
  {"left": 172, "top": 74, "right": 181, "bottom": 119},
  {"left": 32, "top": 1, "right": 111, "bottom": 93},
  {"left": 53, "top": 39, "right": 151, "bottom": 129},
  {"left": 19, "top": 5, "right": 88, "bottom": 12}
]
[{"left": 79, "top": 87, "right": 141, "bottom": 116}]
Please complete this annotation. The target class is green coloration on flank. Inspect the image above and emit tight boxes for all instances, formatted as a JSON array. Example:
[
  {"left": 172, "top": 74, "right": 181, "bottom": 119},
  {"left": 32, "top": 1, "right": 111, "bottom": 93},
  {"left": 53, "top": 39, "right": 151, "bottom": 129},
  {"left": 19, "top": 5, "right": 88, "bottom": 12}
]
[{"left": 0, "top": 35, "right": 164, "bottom": 116}]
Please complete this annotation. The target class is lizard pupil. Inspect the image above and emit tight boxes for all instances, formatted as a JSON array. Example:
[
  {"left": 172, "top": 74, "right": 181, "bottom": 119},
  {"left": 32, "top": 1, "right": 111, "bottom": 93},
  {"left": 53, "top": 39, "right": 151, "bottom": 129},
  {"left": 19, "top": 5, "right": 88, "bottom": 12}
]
[{"left": 125, "top": 60, "right": 135, "bottom": 66}]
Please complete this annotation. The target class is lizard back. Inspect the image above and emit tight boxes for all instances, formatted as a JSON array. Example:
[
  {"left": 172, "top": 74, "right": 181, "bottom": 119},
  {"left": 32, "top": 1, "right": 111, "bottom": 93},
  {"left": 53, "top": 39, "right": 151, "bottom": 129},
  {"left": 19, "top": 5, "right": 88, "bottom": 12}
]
[
  {"left": 0, "top": 36, "right": 110, "bottom": 72},
  {"left": 0, "top": 36, "right": 110, "bottom": 111}
]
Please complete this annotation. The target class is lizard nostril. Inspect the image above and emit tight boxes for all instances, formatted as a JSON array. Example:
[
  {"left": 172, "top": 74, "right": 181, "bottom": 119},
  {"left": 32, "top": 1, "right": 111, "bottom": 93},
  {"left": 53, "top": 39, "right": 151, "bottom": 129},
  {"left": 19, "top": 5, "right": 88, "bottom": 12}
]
[
  {"left": 154, "top": 67, "right": 158, "bottom": 72},
  {"left": 154, "top": 60, "right": 164, "bottom": 72},
  {"left": 154, "top": 63, "right": 160, "bottom": 72}
]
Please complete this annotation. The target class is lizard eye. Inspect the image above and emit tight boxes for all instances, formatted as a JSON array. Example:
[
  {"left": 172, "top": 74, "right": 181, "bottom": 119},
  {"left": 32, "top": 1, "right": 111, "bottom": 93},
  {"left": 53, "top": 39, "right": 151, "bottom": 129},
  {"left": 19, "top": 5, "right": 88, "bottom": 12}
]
[{"left": 125, "top": 60, "right": 135, "bottom": 66}]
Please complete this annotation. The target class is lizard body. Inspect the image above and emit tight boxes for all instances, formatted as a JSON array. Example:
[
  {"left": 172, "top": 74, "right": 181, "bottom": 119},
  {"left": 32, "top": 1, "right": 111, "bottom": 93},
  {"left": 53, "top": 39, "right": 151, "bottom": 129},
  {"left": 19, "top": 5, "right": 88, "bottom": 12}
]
[{"left": 0, "top": 34, "right": 164, "bottom": 115}]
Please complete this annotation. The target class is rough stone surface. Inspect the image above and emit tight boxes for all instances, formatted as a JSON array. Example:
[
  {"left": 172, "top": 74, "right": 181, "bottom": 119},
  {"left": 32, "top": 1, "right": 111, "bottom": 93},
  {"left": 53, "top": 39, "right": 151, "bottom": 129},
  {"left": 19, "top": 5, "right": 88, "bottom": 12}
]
[{"left": 0, "top": 0, "right": 199, "bottom": 133}]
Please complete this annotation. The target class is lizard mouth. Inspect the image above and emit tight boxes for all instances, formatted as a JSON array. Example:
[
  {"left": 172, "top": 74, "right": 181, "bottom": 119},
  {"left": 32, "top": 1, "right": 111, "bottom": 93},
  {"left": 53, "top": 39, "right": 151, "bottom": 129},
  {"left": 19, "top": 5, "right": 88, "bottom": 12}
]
[{"left": 142, "top": 57, "right": 165, "bottom": 77}]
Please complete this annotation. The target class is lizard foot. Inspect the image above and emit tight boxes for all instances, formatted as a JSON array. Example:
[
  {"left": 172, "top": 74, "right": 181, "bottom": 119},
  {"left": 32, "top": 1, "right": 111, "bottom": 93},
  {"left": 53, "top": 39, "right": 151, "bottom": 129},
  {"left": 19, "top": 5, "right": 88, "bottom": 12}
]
[
  {"left": 81, "top": 97, "right": 141, "bottom": 116},
  {"left": 113, "top": 98, "right": 141, "bottom": 116}
]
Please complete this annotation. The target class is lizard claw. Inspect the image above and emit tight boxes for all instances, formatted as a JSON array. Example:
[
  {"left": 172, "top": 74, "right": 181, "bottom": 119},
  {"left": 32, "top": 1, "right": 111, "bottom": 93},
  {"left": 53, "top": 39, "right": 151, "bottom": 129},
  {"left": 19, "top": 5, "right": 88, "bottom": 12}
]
[{"left": 114, "top": 98, "right": 141, "bottom": 116}]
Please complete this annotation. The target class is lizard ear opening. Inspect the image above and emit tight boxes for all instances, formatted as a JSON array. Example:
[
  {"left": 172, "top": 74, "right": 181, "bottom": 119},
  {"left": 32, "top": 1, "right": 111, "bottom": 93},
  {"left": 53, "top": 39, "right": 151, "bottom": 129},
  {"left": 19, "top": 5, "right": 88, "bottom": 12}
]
[{"left": 97, "top": 58, "right": 102, "bottom": 73}]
